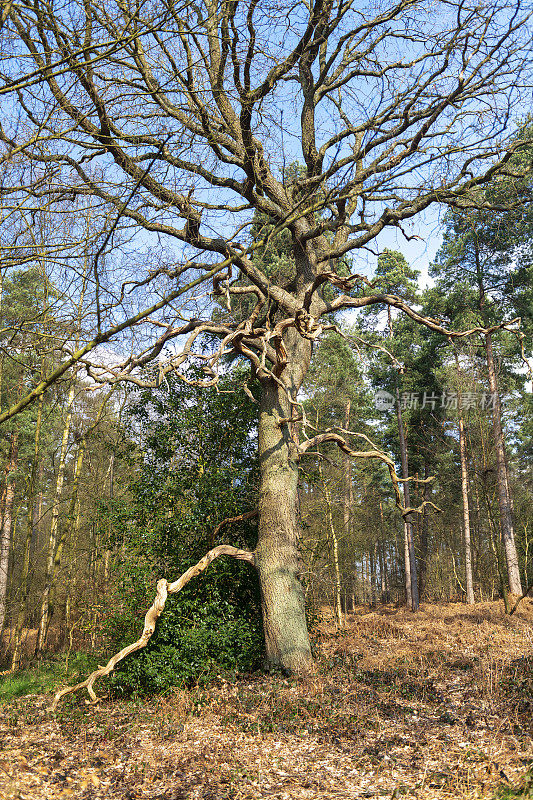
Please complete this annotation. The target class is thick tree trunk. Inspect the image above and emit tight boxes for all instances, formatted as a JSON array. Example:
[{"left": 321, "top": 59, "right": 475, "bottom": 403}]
[
  {"left": 485, "top": 333, "right": 522, "bottom": 595},
  {"left": 0, "top": 431, "right": 18, "bottom": 633},
  {"left": 254, "top": 381, "right": 314, "bottom": 674}
]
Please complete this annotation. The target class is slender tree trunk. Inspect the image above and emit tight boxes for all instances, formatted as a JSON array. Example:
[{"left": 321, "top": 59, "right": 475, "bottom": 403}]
[
  {"left": 62, "top": 388, "right": 113, "bottom": 634},
  {"left": 343, "top": 399, "right": 352, "bottom": 541},
  {"left": 395, "top": 384, "right": 419, "bottom": 610},
  {"left": 418, "top": 462, "right": 430, "bottom": 600},
  {"left": 379, "top": 501, "right": 389, "bottom": 602},
  {"left": 378, "top": 538, "right": 385, "bottom": 601},
  {"left": 478, "top": 414, "right": 509, "bottom": 608},
  {"left": 28, "top": 464, "right": 44, "bottom": 567},
  {"left": 48, "top": 434, "right": 86, "bottom": 644},
  {"left": 452, "top": 350, "right": 475, "bottom": 604},
  {"left": 486, "top": 496, "right": 510, "bottom": 614},
  {"left": 11, "top": 394, "right": 44, "bottom": 670},
  {"left": 387, "top": 303, "right": 418, "bottom": 611},
  {"left": 318, "top": 461, "right": 343, "bottom": 628},
  {"left": 0, "top": 431, "right": 19, "bottom": 633},
  {"left": 370, "top": 543, "right": 377, "bottom": 606},
  {"left": 331, "top": 522, "right": 343, "bottom": 627},
  {"left": 485, "top": 333, "right": 522, "bottom": 595},
  {"left": 458, "top": 412, "right": 475, "bottom": 604},
  {"left": 64, "top": 488, "right": 83, "bottom": 638},
  {"left": 36, "top": 381, "right": 76, "bottom": 656},
  {"left": 254, "top": 379, "right": 314, "bottom": 674}
]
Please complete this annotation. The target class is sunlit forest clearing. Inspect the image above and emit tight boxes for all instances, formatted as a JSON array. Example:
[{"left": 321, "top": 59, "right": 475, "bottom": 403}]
[{"left": 0, "top": 602, "right": 532, "bottom": 799}]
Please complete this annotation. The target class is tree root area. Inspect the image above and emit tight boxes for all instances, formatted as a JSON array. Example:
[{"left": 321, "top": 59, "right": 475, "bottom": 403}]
[{"left": 1, "top": 600, "right": 532, "bottom": 800}]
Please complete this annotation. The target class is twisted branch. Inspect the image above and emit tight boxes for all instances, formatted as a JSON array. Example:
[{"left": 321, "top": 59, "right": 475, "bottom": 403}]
[
  {"left": 299, "top": 428, "right": 440, "bottom": 518},
  {"left": 51, "top": 545, "right": 255, "bottom": 710}
]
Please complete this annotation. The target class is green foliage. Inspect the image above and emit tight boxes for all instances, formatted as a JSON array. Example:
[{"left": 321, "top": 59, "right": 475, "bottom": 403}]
[
  {"left": 373, "top": 249, "right": 420, "bottom": 300},
  {"left": 110, "top": 590, "right": 263, "bottom": 695},
  {"left": 304, "top": 330, "right": 372, "bottom": 427},
  {"left": 102, "top": 367, "right": 263, "bottom": 695}
]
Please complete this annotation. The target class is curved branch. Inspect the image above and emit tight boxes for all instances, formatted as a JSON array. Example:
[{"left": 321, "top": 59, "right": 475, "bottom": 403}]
[
  {"left": 325, "top": 292, "right": 522, "bottom": 339},
  {"left": 299, "top": 428, "right": 440, "bottom": 518},
  {"left": 509, "top": 580, "right": 533, "bottom": 615},
  {"left": 209, "top": 508, "right": 258, "bottom": 547},
  {"left": 51, "top": 545, "right": 255, "bottom": 710}
]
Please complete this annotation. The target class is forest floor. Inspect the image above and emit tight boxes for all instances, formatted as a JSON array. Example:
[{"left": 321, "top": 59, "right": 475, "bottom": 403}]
[{"left": 0, "top": 600, "right": 532, "bottom": 800}]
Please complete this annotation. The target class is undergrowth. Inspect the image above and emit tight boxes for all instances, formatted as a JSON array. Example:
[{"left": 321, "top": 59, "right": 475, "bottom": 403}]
[
  {"left": 0, "top": 651, "right": 99, "bottom": 702},
  {"left": 495, "top": 765, "right": 533, "bottom": 799}
]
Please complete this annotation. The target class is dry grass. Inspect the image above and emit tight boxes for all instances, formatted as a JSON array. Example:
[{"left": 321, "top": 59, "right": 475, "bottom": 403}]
[{"left": 0, "top": 600, "right": 532, "bottom": 799}]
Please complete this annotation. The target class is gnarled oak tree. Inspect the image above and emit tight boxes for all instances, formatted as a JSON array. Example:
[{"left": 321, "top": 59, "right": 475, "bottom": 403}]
[{"left": 1, "top": 0, "right": 532, "bottom": 687}]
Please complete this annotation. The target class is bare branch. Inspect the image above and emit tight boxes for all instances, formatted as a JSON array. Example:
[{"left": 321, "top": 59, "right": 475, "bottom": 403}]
[{"left": 299, "top": 428, "right": 440, "bottom": 518}]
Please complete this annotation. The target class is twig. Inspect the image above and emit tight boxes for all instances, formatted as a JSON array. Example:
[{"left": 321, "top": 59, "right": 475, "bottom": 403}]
[{"left": 209, "top": 508, "right": 258, "bottom": 547}]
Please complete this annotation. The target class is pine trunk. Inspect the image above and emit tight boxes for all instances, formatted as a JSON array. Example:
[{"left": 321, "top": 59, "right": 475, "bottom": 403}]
[
  {"left": 485, "top": 333, "right": 522, "bottom": 595},
  {"left": 370, "top": 544, "right": 377, "bottom": 607},
  {"left": 343, "top": 399, "right": 352, "bottom": 541},
  {"left": 458, "top": 413, "right": 475, "bottom": 604},
  {"left": 395, "top": 385, "right": 419, "bottom": 610},
  {"left": 319, "top": 461, "right": 343, "bottom": 628},
  {"left": 418, "top": 463, "right": 430, "bottom": 600}
]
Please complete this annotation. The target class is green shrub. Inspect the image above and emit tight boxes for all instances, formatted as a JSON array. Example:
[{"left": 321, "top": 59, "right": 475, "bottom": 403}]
[
  {"left": 108, "top": 575, "right": 263, "bottom": 695},
  {"left": 100, "top": 368, "right": 264, "bottom": 695}
]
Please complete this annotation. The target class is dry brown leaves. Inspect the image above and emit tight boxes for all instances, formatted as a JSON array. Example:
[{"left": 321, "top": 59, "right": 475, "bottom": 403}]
[{"left": 0, "top": 600, "right": 532, "bottom": 800}]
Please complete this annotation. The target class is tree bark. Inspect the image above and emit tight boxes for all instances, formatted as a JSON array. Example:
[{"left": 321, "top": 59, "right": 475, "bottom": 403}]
[
  {"left": 0, "top": 431, "right": 19, "bottom": 633},
  {"left": 458, "top": 412, "right": 475, "bottom": 604},
  {"left": 485, "top": 333, "right": 522, "bottom": 595},
  {"left": 254, "top": 380, "right": 314, "bottom": 674},
  {"left": 318, "top": 460, "right": 343, "bottom": 628},
  {"left": 379, "top": 501, "right": 390, "bottom": 602},
  {"left": 395, "top": 384, "right": 419, "bottom": 610},
  {"left": 11, "top": 393, "right": 44, "bottom": 670},
  {"left": 370, "top": 543, "right": 377, "bottom": 606},
  {"left": 418, "top": 463, "right": 430, "bottom": 601},
  {"left": 388, "top": 302, "right": 418, "bottom": 611},
  {"left": 50, "top": 433, "right": 87, "bottom": 648},
  {"left": 343, "top": 399, "right": 353, "bottom": 541},
  {"left": 36, "top": 381, "right": 76, "bottom": 656}
]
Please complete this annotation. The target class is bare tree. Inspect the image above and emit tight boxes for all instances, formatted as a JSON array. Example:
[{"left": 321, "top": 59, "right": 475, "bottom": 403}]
[{"left": 1, "top": 0, "right": 532, "bottom": 681}]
